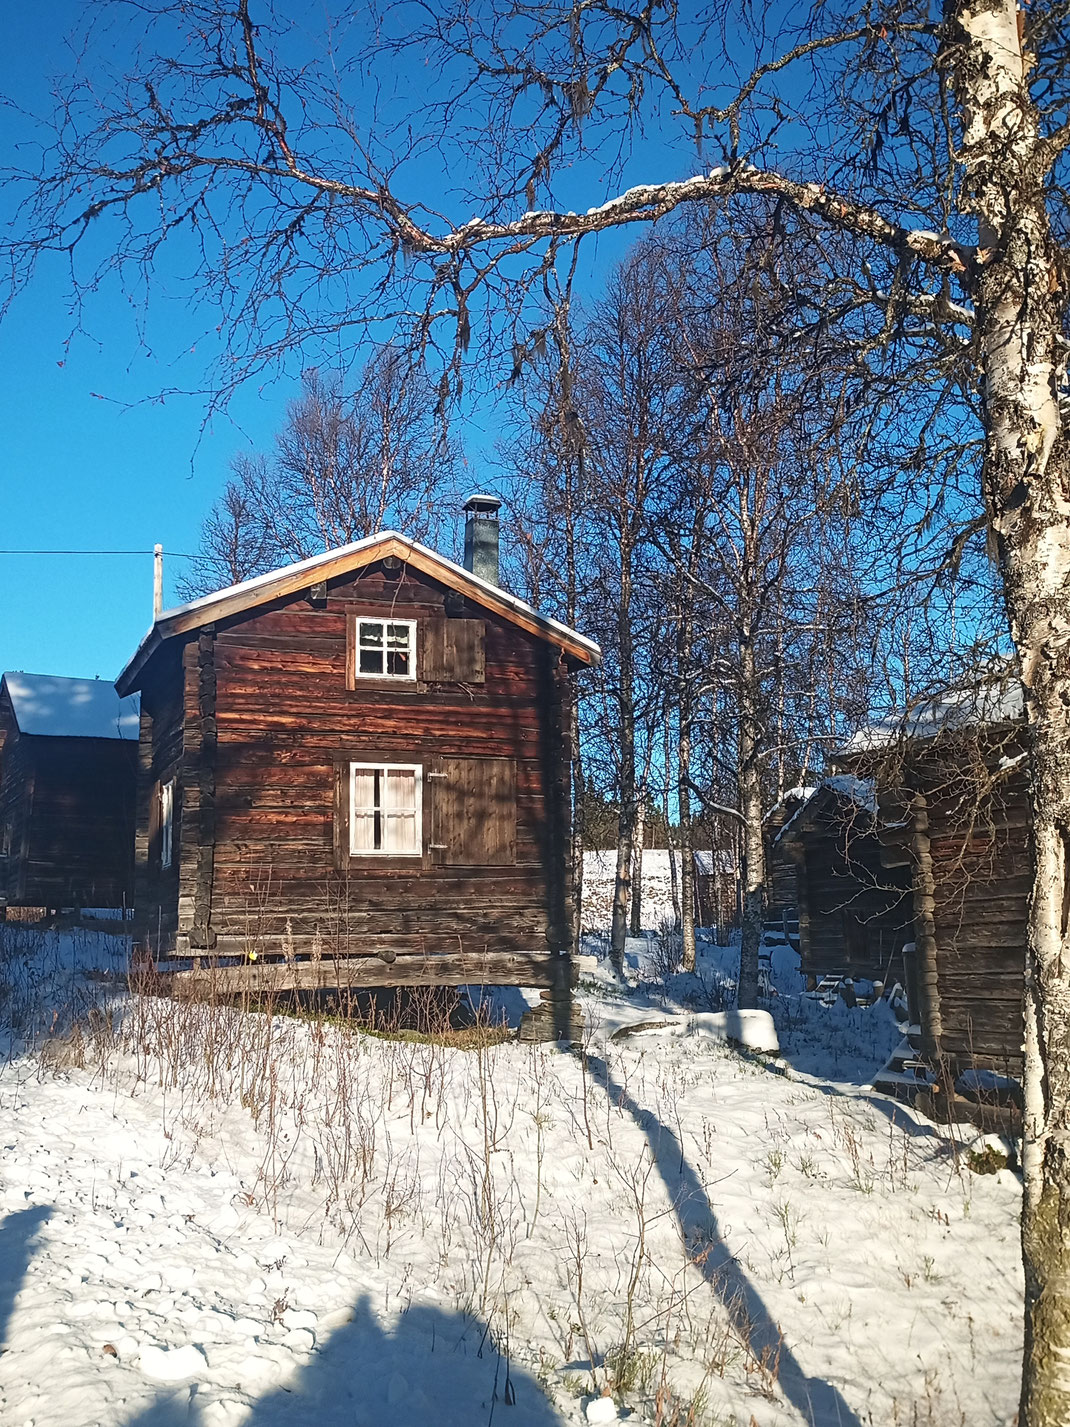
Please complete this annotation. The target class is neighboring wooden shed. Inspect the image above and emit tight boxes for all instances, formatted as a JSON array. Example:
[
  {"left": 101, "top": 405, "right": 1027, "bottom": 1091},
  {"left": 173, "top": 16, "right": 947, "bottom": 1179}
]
[
  {"left": 866, "top": 716, "right": 1029, "bottom": 1080},
  {"left": 692, "top": 849, "right": 738, "bottom": 940},
  {"left": 115, "top": 504, "right": 600, "bottom": 994},
  {"left": 762, "top": 786, "right": 812, "bottom": 931},
  {"left": 0, "top": 673, "right": 139, "bottom": 911},
  {"left": 776, "top": 776, "right": 914, "bottom": 990}
]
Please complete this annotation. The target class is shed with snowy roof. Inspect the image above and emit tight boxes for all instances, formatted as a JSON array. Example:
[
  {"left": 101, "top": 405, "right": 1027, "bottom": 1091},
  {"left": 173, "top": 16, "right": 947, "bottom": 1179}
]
[
  {"left": 115, "top": 503, "right": 600, "bottom": 999},
  {"left": 776, "top": 776, "right": 914, "bottom": 993},
  {"left": 849, "top": 680, "right": 1030, "bottom": 1096},
  {"left": 0, "top": 673, "right": 139, "bottom": 911}
]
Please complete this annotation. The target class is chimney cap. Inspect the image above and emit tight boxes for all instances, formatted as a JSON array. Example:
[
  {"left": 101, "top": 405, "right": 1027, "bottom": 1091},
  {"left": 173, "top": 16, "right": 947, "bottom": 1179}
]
[{"left": 463, "top": 492, "right": 502, "bottom": 516}]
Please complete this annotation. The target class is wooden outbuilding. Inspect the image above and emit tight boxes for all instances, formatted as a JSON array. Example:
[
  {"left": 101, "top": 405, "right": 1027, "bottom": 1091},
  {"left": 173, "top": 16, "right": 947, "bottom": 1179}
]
[
  {"left": 776, "top": 776, "right": 914, "bottom": 991},
  {"left": 862, "top": 705, "right": 1029, "bottom": 1082},
  {"left": 0, "top": 673, "right": 139, "bottom": 911},
  {"left": 692, "top": 849, "right": 738, "bottom": 941},
  {"left": 762, "top": 786, "right": 811, "bottom": 937},
  {"left": 115, "top": 500, "right": 600, "bottom": 995}
]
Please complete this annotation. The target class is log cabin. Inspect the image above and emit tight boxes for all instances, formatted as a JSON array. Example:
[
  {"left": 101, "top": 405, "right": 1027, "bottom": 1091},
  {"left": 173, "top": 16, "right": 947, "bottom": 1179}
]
[
  {"left": 776, "top": 776, "right": 914, "bottom": 991},
  {"left": 115, "top": 498, "right": 600, "bottom": 995},
  {"left": 862, "top": 710, "right": 1029, "bottom": 1080},
  {"left": 0, "top": 673, "right": 139, "bottom": 912},
  {"left": 762, "top": 786, "right": 811, "bottom": 940}
]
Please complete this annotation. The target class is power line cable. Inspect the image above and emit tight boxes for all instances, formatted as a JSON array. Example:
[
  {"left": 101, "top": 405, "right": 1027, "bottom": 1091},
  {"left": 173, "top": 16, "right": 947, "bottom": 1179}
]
[{"left": 0, "top": 548, "right": 197, "bottom": 558}]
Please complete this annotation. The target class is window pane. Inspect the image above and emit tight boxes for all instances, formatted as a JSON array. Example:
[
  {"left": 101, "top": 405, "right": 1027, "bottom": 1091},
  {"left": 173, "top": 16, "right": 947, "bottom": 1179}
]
[
  {"left": 160, "top": 781, "right": 174, "bottom": 869},
  {"left": 386, "top": 624, "right": 411, "bottom": 676},
  {"left": 351, "top": 767, "right": 376, "bottom": 812},
  {"left": 383, "top": 812, "right": 418, "bottom": 853},
  {"left": 382, "top": 767, "right": 416, "bottom": 813},
  {"left": 360, "top": 623, "right": 384, "bottom": 649},
  {"left": 351, "top": 811, "right": 376, "bottom": 852},
  {"left": 359, "top": 647, "right": 384, "bottom": 674}
]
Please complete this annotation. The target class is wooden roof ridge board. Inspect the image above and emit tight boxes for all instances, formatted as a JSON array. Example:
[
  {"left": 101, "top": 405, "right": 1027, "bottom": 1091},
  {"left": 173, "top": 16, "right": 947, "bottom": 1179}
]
[{"left": 116, "top": 530, "right": 601, "bottom": 694}]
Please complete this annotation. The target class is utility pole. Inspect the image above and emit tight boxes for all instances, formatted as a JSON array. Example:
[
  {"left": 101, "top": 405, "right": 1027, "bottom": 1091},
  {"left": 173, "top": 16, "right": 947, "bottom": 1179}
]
[{"left": 153, "top": 544, "right": 164, "bottom": 619}]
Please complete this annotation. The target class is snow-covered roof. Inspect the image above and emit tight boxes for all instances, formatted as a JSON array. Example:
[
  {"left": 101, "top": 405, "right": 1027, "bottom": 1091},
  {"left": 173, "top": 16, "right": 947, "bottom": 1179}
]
[
  {"left": 819, "top": 774, "right": 877, "bottom": 815},
  {"left": 762, "top": 785, "right": 817, "bottom": 825},
  {"left": 117, "top": 530, "right": 601, "bottom": 694},
  {"left": 844, "top": 675, "right": 1024, "bottom": 755},
  {"left": 775, "top": 774, "right": 877, "bottom": 846},
  {"left": 2, "top": 673, "right": 140, "bottom": 740}
]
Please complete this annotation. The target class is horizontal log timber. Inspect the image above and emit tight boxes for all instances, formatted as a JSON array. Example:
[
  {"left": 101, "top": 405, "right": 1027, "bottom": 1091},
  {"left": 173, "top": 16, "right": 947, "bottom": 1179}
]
[
  {"left": 153, "top": 951, "right": 576, "bottom": 994},
  {"left": 168, "top": 931, "right": 556, "bottom": 959},
  {"left": 203, "top": 908, "right": 552, "bottom": 936}
]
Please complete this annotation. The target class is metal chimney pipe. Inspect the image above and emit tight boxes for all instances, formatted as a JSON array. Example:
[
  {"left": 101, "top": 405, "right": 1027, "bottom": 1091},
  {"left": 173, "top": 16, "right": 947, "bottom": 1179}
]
[{"left": 462, "top": 494, "right": 501, "bottom": 586}]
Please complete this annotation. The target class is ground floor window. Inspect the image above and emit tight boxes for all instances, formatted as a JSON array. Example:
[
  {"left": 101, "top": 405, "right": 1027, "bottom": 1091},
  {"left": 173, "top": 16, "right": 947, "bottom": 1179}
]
[
  {"left": 159, "top": 779, "right": 175, "bottom": 868},
  {"left": 349, "top": 763, "right": 422, "bottom": 855}
]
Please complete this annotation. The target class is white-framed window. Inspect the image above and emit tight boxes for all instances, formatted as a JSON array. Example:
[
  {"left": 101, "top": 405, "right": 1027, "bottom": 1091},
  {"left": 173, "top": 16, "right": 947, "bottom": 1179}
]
[
  {"left": 354, "top": 619, "right": 417, "bottom": 680},
  {"left": 349, "top": 763, "right": 422, "bottom": 856},
  {"left": 159, "top": 779, "right": 175, "bottom": 869}
]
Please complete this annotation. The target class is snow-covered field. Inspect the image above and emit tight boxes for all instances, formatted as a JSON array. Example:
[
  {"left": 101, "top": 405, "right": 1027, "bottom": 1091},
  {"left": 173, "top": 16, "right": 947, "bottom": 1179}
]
[
  {"left": 0, "top": 921, "right": 1022, "bottom": 1427},
  {"left": 581, "top": 850, "right": 681, "bottom": 933}
]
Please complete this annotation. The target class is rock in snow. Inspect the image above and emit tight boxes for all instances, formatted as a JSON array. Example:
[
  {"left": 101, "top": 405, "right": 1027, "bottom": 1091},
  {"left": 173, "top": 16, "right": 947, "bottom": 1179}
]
[{"left": 584, "top": 1394, "right": 619, "bottom": 1423}]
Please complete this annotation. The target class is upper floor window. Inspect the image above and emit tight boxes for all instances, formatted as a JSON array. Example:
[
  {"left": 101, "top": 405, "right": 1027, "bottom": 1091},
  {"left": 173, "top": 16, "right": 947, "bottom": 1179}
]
[{"left": 355, "top": 619, "right": 416, "bottom": 680}]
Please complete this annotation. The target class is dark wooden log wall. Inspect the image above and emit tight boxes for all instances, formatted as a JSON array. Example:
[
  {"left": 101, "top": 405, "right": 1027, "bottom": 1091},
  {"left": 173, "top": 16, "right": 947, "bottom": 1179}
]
[
  {"left": 788, "top": 804, "right": 913, "bottom": 986},
  {"left": 0, "top": 692, "right": 32, "bottom": 905},
  {"left": 886, "top": 741, "right": 1030, "bottom": 1075},
  {"left": 0, "top": 687, "right": 136, "bottom": 909},
  {"left": 763, "top": 801, "right": 801, "bottom": 924},
  {"left": 140, "top": 562, "right": 574, "bottom": 978},
  {"left": 133, "top": 642, "right": 185, "bottom": 950}
]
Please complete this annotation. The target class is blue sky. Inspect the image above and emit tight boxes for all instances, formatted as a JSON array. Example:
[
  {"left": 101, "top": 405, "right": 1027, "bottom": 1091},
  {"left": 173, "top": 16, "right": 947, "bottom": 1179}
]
[
  {"left": 0, "top": 6, "right": 288, "bottom": 679},
  {"left": 0, "top": 3, "right": 717, "bottom": 681}
]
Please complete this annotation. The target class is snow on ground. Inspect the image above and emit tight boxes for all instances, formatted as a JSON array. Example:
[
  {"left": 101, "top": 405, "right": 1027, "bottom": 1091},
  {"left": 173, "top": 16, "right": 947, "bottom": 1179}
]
[{"left": 0, "top": 922, "right": 1022, "bottom": 1427}]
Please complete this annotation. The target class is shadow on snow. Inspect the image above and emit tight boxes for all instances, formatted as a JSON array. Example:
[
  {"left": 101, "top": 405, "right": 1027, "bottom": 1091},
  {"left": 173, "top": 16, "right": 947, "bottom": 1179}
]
[
  {"left": 120, "top": 1294, "right": 564, "bottom": 1427},
  {"left": 585, "top": 1053, "right": 863, "bottom": 1427}
]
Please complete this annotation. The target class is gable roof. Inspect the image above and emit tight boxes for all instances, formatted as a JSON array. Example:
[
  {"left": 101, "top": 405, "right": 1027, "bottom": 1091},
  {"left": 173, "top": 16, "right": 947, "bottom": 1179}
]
[
  {"left": 2, "top": 673, "right": 140, "bottom": 740},
  {"left": 843, "top": 669, "right": 1024, "bottom": 756},
  {"left": 775, "top": 775, "right": 878, "bottom": 849},
  {"left": 116, "top": 531, "right": 600, "bottom": 694}
]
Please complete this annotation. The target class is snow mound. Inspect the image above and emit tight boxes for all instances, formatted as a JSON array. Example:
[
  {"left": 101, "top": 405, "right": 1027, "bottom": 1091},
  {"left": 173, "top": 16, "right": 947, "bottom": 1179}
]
[
  {"left": 611, "top": 1008, "right": 779, "bottom": 1054},
  {"left": 137, "top": 1343, "right": 208, "bottom": 1381}
]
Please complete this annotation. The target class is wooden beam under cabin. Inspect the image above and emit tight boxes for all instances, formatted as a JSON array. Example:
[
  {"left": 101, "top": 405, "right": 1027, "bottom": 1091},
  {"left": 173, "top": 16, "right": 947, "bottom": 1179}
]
[{"left": 144, "top": 951, "right": 576, "bottom": 995}]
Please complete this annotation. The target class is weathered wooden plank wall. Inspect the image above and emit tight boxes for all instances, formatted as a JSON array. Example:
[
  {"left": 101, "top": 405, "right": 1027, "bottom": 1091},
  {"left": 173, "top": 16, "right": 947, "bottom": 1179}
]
[
  {"left": 0, "top": 683, "right": 136, "bottom": 909},
  {"left": 913, "top": 744, "right": 1029, "bottom": 1073},
  {"left": 787, "top": 803, "right": 913, "bottom": 987}
]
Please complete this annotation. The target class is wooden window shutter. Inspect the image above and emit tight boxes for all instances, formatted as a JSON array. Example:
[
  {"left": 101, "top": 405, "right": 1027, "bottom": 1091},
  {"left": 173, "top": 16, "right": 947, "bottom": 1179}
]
[
  {"left": 421, "top": 618, "right": 485, "bottom": 683},
  {"left": 432, "top": 756, "right": 515, "bottom": 865}
]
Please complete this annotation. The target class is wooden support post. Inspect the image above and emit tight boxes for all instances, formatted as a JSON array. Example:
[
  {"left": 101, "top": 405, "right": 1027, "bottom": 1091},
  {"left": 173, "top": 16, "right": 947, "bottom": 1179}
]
[{"left": 153, "top": 544, "right": 164, "bottom": 619}]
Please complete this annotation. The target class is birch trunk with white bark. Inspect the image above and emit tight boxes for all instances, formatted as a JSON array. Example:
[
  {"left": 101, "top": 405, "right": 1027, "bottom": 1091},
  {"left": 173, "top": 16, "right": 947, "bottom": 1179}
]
[
  {"left": 944, "top": 3, "right": 1070, "bottom": 1420},
  {"left": 737, "top": 636, "right": 765, "bottom": 1009}
]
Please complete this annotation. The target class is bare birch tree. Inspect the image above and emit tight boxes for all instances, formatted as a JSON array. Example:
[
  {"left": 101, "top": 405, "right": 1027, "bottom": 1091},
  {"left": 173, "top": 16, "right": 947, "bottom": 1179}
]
[{"left": 182, "top": 353, "right": 459, "bottom": 596}]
